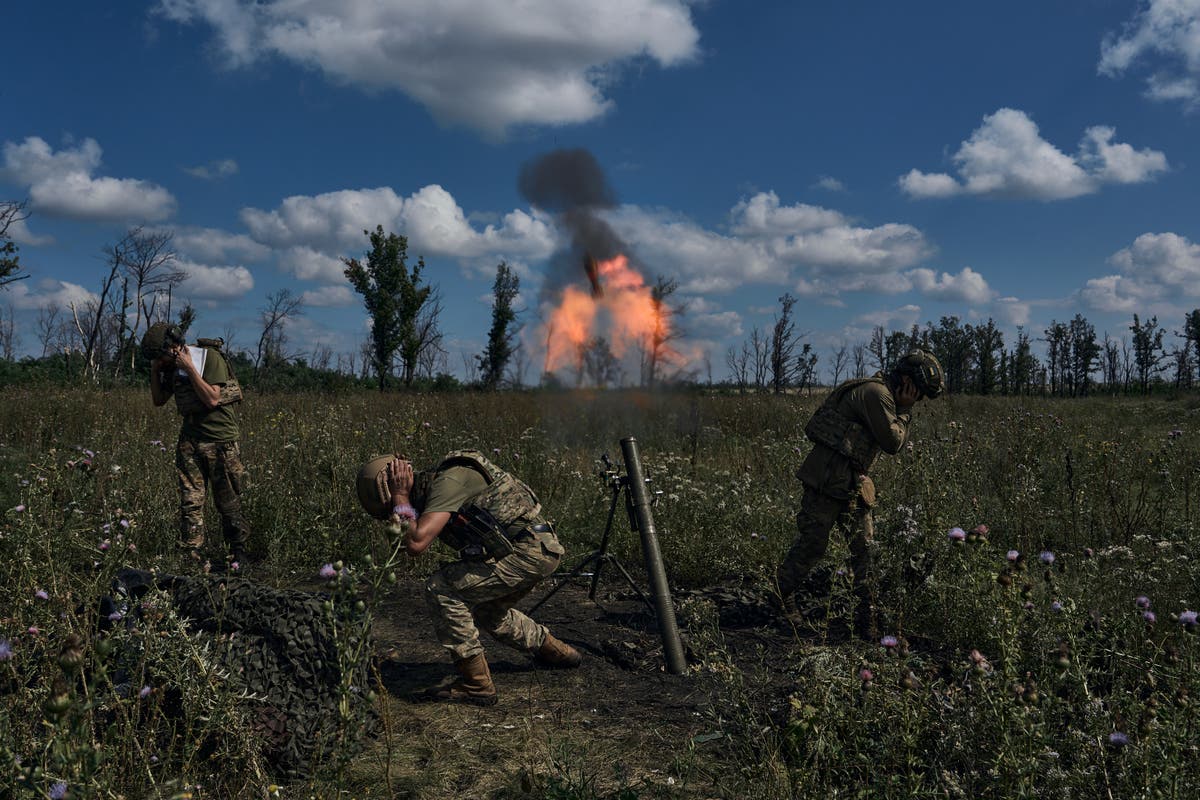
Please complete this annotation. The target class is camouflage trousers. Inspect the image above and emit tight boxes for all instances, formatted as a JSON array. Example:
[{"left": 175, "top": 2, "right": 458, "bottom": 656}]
[
  {"left": 176, "top": 436, "right": 250, "bottom": 554},
  {"left": 424, "top": 530, "right": 565, "bottom": 662},
  {"left": 777, "top": 486, "right": 876, "bottom": 606}
]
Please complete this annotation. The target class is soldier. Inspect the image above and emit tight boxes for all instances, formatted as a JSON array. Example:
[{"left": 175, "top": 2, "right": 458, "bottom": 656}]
[
  {"left": 142, "top": 322, "right": 250, "bottom": 567},
  {"left": 357, "top": 449, "right": 582, "bottom": 706},
  {"left": 777, "top": 349, "right": 944, "bottom": 636}
]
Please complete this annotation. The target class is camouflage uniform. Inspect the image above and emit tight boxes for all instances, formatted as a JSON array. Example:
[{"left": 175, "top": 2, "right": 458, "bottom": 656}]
[
  {"left": 413, "top": 451, "right": 566, "bottom": 661},
  {"left": 163, "top": 345, "right": 250, "bottom": 555},
  {"left": 778, "top": 375, "right": 912, "bottom": 625}
]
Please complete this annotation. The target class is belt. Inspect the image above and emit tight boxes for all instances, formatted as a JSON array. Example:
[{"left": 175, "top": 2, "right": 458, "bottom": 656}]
[{"left": 507, "top": 522, "right": 553, "bottom": 542}]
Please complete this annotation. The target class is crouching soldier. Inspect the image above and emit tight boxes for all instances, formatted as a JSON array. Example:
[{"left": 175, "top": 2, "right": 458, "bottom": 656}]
[
  {"left": 142, "top": 322, "right": 250, "bottom": 568},
  {"left": 356, "top": 449, "right": 582, "bottom": 706},
  {"left": 777, "top": 349, "right": 944, "bottom": 637}
]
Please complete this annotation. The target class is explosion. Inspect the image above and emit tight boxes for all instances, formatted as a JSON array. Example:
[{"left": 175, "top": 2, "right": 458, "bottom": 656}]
[{"left": 541, "top": 254, "right": 676, "bottom": 375}]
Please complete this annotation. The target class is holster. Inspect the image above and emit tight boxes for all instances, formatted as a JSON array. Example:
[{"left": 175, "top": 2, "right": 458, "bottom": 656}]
[{"left": 449, "top": 504, "right": 515, "bottom": 561}]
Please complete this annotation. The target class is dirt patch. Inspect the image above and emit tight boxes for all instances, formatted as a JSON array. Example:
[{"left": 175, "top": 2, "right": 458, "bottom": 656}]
[{"left": 357, "top": 574, "right": 809, "bottom": 798}]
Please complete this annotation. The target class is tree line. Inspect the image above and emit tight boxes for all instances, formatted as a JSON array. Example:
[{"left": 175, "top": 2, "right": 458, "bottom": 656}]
[
  {"left": 724, "top": 292, "right": 1200, "bottom": 397},
  {"left": 3, "top": 207, "right": 1198, "bottom": 395}
]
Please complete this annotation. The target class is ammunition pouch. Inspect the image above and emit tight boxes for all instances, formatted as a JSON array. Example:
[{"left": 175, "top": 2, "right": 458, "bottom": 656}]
[
  {"left": 805, "top": 405, "right": 881, "bottom": 473},
  {"left": 444, "top": 503, "right": 516, "bottom": 561}
]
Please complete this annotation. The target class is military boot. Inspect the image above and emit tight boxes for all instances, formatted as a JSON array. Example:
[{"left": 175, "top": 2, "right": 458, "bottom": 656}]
[
  {"left": 534, "top": 632, "right": 582, "bottom": 668},
  {"left": 424, "top": 654, "right": 498, "bottom": 706},
  {"left": 774, "top": 569, "right": 804, "bottom": 624}
]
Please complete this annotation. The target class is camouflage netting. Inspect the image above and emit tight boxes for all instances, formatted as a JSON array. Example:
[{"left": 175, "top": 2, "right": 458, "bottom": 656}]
[{"left": 159, "top": 573, "right": 378, "bottom": 779}]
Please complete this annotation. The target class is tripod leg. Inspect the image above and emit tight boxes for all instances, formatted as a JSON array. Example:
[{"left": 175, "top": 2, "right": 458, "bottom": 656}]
[
  {"left": 609, "top": 556, "right": 654, "bottom": 612},
  {"left": 528, "top": 550, "right": 602, "bottom": 614}
]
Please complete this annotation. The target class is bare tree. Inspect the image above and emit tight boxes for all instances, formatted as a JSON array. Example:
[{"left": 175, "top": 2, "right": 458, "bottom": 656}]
[
  {"left": 770, "top": 293, "right": 809, "bottom": 394},
  {"left": 867, "top": 326, "right": 887, "bottom": 374},
  {"left": 412, "top": 291, "right": 446, "bottom": 380},
  {"left": 311, "top": 344, "right": 334, "bottom": 372},
  {"left": 1, "top": 200, "right": 32, "bottom": 290},
  {"left": 0, "top": 305, "right": 18, "bottom": 360},
  {"left": 583, "top": 336, "right": 621, "bottom": 388},
  {"left": 640, "top": 275, "right": 685, "bottom": 388},
  {"left": 830, "top": 342, "right": 849, "bottom": 385},
  {"left": 506, "top": 341, "right": 530, "bottom": 389},
  {"left": 460, "top": 351, "right": 480, "bottom": 384},
  {"left": 852, "top": 343, "right": 867, "bottom": 378},
  {"left": 37, "top": 304, "right": 62, "bottom": 359},
  {"left": 725, "top": 343, "right": 750, "bottom": 392},
  {"left": 105, "top": 227, "right": 183, "bottom": 373},
  {"left": 255, "top": 289, "right": 304, "bottom": 380},
  {"left": 72, "top": 242, "right": 126, "bottom": 382},
  {"left": 750, "top": 326, "right": 770, "bottom": 390}
]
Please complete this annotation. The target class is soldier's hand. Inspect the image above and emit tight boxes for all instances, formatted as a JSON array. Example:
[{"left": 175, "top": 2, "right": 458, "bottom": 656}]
[
  {"left": 896, "top": 376, "right": 921, "bottom": 408},
  {"left": 173, "top": 345, "right": 194, "bottom": 372},
  {"left": 387, "top": 458, "right": 414, "bottom": 499}
]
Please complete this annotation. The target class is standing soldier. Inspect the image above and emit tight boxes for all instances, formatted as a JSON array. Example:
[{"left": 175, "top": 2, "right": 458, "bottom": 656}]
[
  {"left": 777, "top": 349, "right": 944, "bottom": 636},
  {"left": 142, "top": 322, "right": 250, "bottom": 568},
  {"left": 356, "top": 449, "right": 582, "bottom": 706}
]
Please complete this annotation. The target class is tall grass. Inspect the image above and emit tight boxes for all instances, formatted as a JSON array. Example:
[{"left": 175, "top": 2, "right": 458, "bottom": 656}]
[{"left": 0, "top": 387, "right": 1197, "bottom": 797}]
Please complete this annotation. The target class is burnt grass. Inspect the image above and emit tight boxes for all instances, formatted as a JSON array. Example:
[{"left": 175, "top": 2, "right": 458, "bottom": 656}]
[{"left": 355, "top": 570, "right": 814, "bottom": 800}]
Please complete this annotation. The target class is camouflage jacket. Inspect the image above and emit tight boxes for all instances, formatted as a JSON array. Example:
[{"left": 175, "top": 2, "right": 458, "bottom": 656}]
[
  {"left": 425, "top": 450, "right": 544, "bottom": 552},
  {"left": 798, "top": 374, "right": 911, "bottom": 500}
]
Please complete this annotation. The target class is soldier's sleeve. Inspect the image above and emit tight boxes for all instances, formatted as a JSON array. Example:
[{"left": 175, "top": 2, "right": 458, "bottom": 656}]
[
  {"left": 857, "top": 384, "right": 910, "bottom": 455},
  {"left": 421, "top": 467, "right": 488, "bottom": 514},
  {"left": 201, "top": 348, "right": 230, "bottom": 386}
]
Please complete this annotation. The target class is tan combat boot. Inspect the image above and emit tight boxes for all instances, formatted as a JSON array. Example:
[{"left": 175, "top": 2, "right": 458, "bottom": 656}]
[
  {"left": 425, "top": 653, "right": 498, "bottom": 706},
  {"left": 534, "top": 632, "right": 582, "bottom": 668}
]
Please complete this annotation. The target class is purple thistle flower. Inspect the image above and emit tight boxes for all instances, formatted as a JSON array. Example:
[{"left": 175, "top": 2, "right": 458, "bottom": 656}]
[
  {"left": 1050, "top": 601, "right": 1064, "bottom": 613},
  {"left": 1180, "top": 610, "right": 1198, "bottom": 626},
  {"left": 83, "top": 449, "right": 95, "bottom": 459},
  {"left": 1135, "top": 595, "right": 1151, "bottom": 609},
  {"left": 948, "top": 527, "right": 966, "bottom": 543},
  {"left": 139, "top": 685, "right": 152, "bottom": 699},
  {"left": 880, "top": 635, "right": 899, "bottom": 648},
  {"left": 35, "top": 589, "right": 49, "bottom": 601},
  {"left": 1108, "top": 732, "right": 1130, "bottom": 748},
  {"left": 119, "top": 519, "right": 129, "bottom": 529},
  {"left": 13, "top": 504, "right": 26, "bottom": 513},
  {"left": 108, "top": 611, "right": 123, "bottom": 623},
  {"left": 1143, "top": 611, "right": 1156, "bottom": 624},
  {"left": 49, "top": 781, "right": 67, "bottom": 800},
  {"left": 0, "top": 639, "right": 12, "bottom": 661},
  {"left": 1039, "top": 551, "right": 1055, "bottom": 565},
  {"left": 1007, "top": 550, "right": 1020, "bottom": 562},
  {"left": 319, "top": 563, "right": 337, "bottom": 579},
  {"left": 98, "top": 539, "right": 110, "bottom": 551},
  {"left": 858, "top": 668, "right": 874, "bottom": 682}
]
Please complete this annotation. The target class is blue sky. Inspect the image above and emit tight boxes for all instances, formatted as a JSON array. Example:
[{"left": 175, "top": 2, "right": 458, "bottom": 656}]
[{"left": 3, "top": 1, "right": 1200, "bottom": 381}]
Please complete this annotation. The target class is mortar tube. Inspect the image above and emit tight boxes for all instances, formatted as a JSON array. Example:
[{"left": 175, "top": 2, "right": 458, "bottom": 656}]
[{"left": 620, "top": 436, "right": 688, "bottom": 675}]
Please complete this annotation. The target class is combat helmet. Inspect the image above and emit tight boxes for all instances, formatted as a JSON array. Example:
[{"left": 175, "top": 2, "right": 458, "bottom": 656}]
[
  {"left": 896, "top": 349, "right": 945, "bottom": 398},
  {"left": 355, "top": 455, "right": 434, "bottom": 520},
  {"left": 140, "top": 321, "right": 185, "bottom": 360}
]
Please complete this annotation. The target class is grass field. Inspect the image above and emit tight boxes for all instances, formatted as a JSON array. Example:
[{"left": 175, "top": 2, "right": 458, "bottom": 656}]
[{"left": 1, "top": 387, "right": 1197, "bottom": 798}]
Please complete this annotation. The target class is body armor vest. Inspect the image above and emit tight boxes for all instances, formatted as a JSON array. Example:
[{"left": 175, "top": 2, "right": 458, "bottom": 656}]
[
  {"left": 434, "top": 450, "right": 542, "bottom": 553},
  {"left": 804, "top": 376, "right": 886, "bottom": 473},
  {"left": 173, "top": 344, "right": 243, "bottom": 417}
]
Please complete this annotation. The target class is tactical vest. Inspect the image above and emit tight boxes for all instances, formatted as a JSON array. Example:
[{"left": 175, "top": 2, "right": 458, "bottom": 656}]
[
  {"left": 804, "top": 376, "right": 886, "bottom": 473},
  {"left": 173, "top": 341, "right": 243, "bottom": 417},
  {"left": 434, "top": 449, "right": 542, "bottom": 553}
]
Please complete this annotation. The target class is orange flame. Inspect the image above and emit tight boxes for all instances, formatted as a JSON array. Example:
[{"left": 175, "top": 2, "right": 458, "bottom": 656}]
[{"left": 541, "top": 254, "right": 681, "bottom": 375}]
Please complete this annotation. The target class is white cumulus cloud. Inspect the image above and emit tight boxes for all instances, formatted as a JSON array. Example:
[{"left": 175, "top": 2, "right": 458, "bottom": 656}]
[
  {"left": 5, "top": 278, "right": 99, "bottom": 311},
  {"left": 177, "top": 259, "right": 255, "bottom": 300},
  {"left": 154, "top": 0, "right": 701, "bottom": 136},
  {"left": 300, "top": 285, "right": 356, "bottom": 307},
  {"left": 183, "top": 158, "right": 239, "bottom": 180},
  {"left": 1100, "top": 0, "right": 1200, "bottom": 109},
  {"left": 900, "top": 108, "right": 1167, "bottom": 200},
  {"left": 173, "top": 227, "right": 271, "bottom": 263},
  {"left": 906, "top": 267, "right": 994, "bottom": 304},
  {"left": 1, "top": 137, "right": 176, "bottom": 222},
  {"left": 240, "top": 185, "right": 557, "bottom": 269},
  {"left": 1081, "top": 232, "right": 1200, "bottom": 312}
]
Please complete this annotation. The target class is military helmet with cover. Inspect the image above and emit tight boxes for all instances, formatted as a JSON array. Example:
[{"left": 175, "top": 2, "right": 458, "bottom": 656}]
[
  {"left": 895, "top": 349, "right": 944, "bottom": 398},
  {"left": 356, "top": 455, "right": 434, "bottom": 520},
  {"left": 140, "top": 321, "right": 185, "bottom": 360}
]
